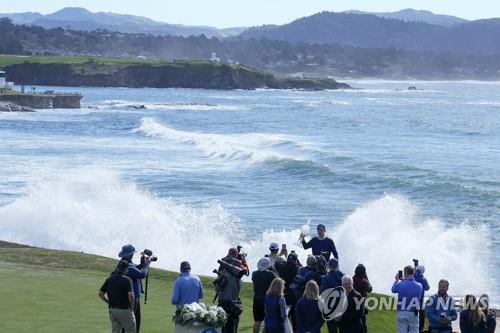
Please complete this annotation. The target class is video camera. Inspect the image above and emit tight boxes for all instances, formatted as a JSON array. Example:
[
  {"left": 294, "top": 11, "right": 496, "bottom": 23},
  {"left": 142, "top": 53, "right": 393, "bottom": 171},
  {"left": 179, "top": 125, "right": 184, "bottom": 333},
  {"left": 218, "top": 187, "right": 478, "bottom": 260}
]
[
  {"left": 217, "top": 259, "right": 246, "bottom": 279},
  {"left": 141, "top": 249, "right": 158, "bottom": 263},
  {"left": 236, "top": 245, "right": 247, "bottom": 261}
]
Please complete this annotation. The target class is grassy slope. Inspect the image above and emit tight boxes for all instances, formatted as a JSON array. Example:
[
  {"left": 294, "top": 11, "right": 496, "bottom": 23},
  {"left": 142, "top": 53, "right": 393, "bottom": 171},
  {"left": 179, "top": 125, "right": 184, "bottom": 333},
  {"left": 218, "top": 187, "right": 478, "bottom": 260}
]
[
  {"left": 0, "top": 54, "right": 262, "bottom": 74},
  {"left": 0, "top": 242, "right": 395, "bottom": 332}
]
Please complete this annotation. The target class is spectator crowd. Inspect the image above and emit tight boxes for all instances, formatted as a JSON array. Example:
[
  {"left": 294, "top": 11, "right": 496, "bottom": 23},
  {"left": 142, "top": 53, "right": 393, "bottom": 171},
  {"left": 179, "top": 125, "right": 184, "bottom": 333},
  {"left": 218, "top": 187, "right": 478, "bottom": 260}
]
[{"left": 98, "top": 224, "right": 497, "bottom": 333}]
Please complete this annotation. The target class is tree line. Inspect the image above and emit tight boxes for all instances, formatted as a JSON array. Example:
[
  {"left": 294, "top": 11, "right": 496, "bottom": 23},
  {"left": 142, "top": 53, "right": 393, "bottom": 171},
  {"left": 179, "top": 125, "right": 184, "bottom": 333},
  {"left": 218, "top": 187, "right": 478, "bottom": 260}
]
[{"left": 2, "top": 18, "right": 500, "bottom": 80}]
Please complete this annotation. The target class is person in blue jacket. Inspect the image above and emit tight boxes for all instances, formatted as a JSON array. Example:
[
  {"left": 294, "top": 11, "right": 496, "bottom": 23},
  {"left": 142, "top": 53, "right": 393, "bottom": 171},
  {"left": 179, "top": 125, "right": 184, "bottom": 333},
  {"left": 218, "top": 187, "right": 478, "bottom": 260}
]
[
  {"left": 118, "top": 244, "right": 150, "bottom": 333},
  {"left": 425, "top": 279, "right": 457, "bottom": 333},
  {"left": 321, "top": 258, "right": 344, "bottom": 333},
  {"left": 391, "top": 266, "right": 422, "bottom": 333},
  {"left": 414, "top": 265, "right": 430, "bottom": 333},
  {"left": 295, "top": 280, "right": 324, "bottom": 333},
  {"left": 171, "top": 261, "right": 203, "bottom": 306},
  {"left": 299, "top": 224, "right": 338, "bottom": 261},
  {"left": 460, "top": 294, "right": 487, "bottom": 333},
  {"left": 321, "top": 258, "right": 344, "bottom": 292},
  {"left": 264, "top": 278, "right": 287, "bottom": 333}
]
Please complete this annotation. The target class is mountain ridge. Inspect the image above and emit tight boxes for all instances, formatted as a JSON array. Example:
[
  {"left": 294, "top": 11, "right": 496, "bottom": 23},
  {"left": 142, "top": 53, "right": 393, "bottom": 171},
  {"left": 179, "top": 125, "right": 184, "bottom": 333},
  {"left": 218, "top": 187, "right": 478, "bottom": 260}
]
[
  {"left": 0, "top": 7, "right": 245, "bottom": 38},
  {"left": 239, "top": 11, "right": 500, "bottom": 55},
  {"left": 344, "top": 8, "right": 468, "bottom": 27}
]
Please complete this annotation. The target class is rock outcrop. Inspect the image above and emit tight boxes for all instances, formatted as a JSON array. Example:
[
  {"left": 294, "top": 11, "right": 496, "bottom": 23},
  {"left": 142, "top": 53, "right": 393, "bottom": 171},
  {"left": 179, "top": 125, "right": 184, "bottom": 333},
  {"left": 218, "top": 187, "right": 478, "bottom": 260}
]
[
  {"left": 0, "top": 101, "right": 35, "bottom": 112},
  {"left": 5, "top": 62, "right": 351, "bottom": 90}
]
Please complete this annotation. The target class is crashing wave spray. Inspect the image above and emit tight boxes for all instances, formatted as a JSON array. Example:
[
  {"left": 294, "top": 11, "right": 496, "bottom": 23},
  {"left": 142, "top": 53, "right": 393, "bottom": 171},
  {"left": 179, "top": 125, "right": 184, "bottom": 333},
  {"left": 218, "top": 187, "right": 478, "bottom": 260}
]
[
  {"left": 0, "top": 172, "right": 494, "bottom": 302},
  {"left": 0, "top": 170, "right": 242, "bottom": 272},
  {"left": 333, "top": 195, "right": 492, "bottom": 298}
]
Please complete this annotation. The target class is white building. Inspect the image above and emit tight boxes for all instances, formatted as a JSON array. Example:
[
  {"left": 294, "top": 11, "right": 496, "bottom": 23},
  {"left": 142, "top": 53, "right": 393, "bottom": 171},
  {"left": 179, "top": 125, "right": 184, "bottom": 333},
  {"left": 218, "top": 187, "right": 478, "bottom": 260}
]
[
  {"left": 210, "top": 52, "right": 220, "bottom": 62},
  {"left": 0, "top": 71, "right": 5, "bottom": 89},
  {"left": 0, "top": 71, "right": 14, "bottom": 90}
]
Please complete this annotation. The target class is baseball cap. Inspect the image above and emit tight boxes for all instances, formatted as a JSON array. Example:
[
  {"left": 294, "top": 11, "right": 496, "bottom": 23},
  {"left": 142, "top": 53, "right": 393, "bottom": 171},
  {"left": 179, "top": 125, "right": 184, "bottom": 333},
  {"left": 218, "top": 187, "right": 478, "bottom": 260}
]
[{"left": 180, "top": 261, "right": 191, "bottom": 272}]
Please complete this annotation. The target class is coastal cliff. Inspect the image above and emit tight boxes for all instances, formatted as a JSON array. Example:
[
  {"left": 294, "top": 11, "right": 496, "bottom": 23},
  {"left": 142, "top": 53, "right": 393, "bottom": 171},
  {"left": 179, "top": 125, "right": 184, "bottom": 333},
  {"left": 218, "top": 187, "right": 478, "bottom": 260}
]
[{"left": 4, "top": 60, "right": 350, "bottom": 90}]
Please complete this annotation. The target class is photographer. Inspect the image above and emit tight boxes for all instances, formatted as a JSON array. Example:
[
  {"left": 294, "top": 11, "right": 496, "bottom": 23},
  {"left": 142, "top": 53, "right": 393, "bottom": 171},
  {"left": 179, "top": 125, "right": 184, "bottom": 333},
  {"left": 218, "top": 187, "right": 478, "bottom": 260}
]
[
  {"left": 118, "top": 244, "right": 151, "bottom": 333},
  {"left": 216, "top": 248, "right": 245, "bottom": 333},
  {"left": 391, "top": 266, "right": 422, "bottom": 333},
  {"left": 413, "top": 264, "right": 430, "bottom": 333}
]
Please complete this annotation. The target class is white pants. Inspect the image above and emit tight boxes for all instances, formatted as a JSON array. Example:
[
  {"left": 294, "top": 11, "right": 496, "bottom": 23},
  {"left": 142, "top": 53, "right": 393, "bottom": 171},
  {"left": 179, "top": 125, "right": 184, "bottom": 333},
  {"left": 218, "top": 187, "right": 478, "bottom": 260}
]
[{"left": 397, "top": 311, "right": 419, "bottom": 333}]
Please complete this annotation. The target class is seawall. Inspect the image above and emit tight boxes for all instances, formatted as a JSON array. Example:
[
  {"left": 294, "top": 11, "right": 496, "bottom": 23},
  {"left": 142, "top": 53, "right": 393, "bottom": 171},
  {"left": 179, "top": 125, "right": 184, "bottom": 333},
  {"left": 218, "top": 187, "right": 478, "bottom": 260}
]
[{"left": 0, "top": 93, "right": 82, "bottom": 109}]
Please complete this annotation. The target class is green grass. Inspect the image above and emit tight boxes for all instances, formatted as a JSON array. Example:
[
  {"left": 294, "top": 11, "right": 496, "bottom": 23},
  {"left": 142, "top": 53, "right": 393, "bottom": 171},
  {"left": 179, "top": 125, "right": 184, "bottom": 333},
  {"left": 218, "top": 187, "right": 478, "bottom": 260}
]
[
  {"left": 0, "top": 54, "right": 265, "bottom": 77},
  {"left": 0, "top": 242, "right": 395, "bottom": 332},
  {"left": 0, "top": 54, "right": 236, "bottom": 69}
]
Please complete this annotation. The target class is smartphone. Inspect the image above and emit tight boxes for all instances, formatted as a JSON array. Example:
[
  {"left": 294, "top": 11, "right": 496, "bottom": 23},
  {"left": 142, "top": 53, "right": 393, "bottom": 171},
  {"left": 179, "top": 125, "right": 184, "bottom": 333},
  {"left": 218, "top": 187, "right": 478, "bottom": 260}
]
[
  {"left": 398, "top": 270, "right": 403, "bottom": 279},
  {"left": 282, "top": 244, "right": 287, "bottom": 250}
]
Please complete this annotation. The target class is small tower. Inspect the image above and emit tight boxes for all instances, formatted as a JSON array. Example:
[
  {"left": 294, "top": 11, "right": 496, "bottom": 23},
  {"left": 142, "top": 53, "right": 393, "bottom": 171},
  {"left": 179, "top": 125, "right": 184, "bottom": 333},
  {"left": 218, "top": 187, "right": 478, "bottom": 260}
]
[
  {"left": 0, "top": 70, "right": 6, "bottom": 89},
  {"left": 210, "top": 52, "right": 220, "bottom": 62}
]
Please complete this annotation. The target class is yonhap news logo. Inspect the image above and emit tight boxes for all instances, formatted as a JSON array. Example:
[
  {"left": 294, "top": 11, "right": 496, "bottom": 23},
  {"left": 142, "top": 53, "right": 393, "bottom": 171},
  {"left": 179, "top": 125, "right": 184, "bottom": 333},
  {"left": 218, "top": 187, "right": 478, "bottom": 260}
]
[{"left": 319, "top": 286, "right": 348, "bottom": 321}]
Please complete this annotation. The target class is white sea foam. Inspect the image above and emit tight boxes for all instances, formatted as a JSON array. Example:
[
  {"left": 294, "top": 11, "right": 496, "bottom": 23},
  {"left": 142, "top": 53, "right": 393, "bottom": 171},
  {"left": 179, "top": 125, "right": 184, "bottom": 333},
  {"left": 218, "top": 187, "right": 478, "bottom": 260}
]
[
  {"left": 0, "top": 172, "right": 494, "bottom": 301},
  {"left": 102, "top": 100, "right": 246, "bottom": 111},
  {"left": 334, "top": 194, "right": 492, "bottom": 298},
  {"left": 134, "top": 117, "right": 302, "bottom": 163}
]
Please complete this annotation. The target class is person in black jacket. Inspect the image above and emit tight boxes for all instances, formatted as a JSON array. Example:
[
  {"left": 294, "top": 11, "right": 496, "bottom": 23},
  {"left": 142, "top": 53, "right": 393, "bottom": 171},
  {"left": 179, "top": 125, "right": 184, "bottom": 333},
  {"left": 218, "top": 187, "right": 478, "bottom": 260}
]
[
  {"left": 321, "top": 258, "right": 345, "bottom": 333},
  {"left": 335, "top": 275, "right": 364, "bottom": 333},
  {"left": 353, "top": 264, "right": 372, "bottom": 333},
  {"left": 275, "top": 252, "right": 301, "bottom": 332},
  {"left": 252, "top": 258, "right": 276, "bottom": 333},
  {"left": 479, "top": 294, "right": 496, "bottom": 333},
  {"left": 299, "top": 224, "right": 338, "bottom": 261}
]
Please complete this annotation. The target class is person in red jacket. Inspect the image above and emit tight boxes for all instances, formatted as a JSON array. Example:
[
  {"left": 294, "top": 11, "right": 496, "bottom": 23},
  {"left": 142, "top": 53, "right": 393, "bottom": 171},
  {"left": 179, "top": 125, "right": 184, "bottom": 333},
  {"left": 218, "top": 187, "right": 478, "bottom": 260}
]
[{"left": 353, "top": 264, "right": 372, "bottom": 333}]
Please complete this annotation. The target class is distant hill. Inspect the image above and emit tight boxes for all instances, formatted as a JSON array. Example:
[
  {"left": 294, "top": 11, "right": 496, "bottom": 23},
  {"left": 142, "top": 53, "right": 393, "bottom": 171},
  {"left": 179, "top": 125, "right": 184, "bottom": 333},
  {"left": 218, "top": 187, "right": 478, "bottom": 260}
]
[
  {"left": 0, "top": 7, "right": 245, "bottom": 38},
  {"left": 239, "top": 12, "right": 500, "bottom": 55},
  {"left": 2, "top": 19, "right": 500, "bottom": 80},
  {"left": 345, "top": 8, "right": 468, "bottom": 27}
]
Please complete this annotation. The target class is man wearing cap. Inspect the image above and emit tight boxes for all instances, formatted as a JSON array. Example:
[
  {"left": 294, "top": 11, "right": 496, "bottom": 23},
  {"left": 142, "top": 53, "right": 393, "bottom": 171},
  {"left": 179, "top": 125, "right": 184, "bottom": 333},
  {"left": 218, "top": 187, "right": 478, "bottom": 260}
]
[
  {"left": 252, "top": 258, "right": 277, "bottom": 333},
  {"left": 414, "top": 265, "right": 430, "bottom": 333},
  {"left": 321, "top": 258, "right": 345, "bottom": 333},
  {"left": 268, "top": 243, "right": 281, "bottom": 268},
  {"left": 300, "top": 224, "right": 338, "bottom": 261},
  {"left": 99, "top": 260, "right": 136, "bottom": 333},
  {"left": 171, "top": 261, "right": 203, "bottom": 306},
  {"left": 118, "top": 244, "right": 150, "bottom": 333}
]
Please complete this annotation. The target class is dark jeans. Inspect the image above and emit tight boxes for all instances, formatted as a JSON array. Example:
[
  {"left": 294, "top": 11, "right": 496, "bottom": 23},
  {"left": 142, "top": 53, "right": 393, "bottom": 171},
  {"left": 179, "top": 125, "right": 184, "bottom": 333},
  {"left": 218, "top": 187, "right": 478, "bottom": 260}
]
[
  {"left": 327, "top": 320, "right": 339, "bottom": 333},
  {"left": 121, "top": 299, "right": 141, "bottom": 333},
  {"left": 222, "top": 313, "right": 240, "bottom": 333},
  {"left": 418, "top": 310, "right": 425, "bottom": 333},
  {"left": 220, "top": 301, "right": 242, "bottom": 333},
  {"left": 265, "top": 325, "right": 284, "bottom": 333},
  {"left": 288, "top": 305, "right": 296, "bottom": 333},
  {"left": 428, "top": 328, "right": 452, "bottom": 333}
]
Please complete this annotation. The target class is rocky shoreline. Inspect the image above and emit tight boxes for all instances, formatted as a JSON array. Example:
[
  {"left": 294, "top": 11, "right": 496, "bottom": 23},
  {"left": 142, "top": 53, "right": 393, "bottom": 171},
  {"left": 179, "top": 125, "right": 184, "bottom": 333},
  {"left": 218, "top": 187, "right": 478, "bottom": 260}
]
[
  {"left": 0, "top": 101, "right": 35, "bottom": 112},
  {"left": 4, "top": 62, "right": 351, "bottom": 90}
]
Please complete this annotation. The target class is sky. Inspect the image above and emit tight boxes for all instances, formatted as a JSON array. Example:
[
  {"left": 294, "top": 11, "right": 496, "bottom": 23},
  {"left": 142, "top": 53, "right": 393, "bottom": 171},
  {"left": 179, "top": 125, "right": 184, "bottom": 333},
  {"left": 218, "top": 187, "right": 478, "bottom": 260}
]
[{"left": 2, "top": 0, "right": 499, "bottom": 28}]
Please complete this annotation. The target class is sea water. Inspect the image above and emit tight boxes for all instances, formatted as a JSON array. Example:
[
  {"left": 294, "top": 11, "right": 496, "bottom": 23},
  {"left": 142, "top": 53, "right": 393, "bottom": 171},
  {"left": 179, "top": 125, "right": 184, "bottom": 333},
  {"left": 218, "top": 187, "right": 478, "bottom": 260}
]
[{"left": 0, "top": 80, "right": 498, "bottom": 304}]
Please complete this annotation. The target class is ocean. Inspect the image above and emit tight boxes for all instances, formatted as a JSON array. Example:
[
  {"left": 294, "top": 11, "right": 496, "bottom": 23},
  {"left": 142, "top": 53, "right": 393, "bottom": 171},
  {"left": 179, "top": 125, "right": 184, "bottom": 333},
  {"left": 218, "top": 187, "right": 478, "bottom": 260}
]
[{"left": 0, "top": 80, "right": 498, "bottom": 304}]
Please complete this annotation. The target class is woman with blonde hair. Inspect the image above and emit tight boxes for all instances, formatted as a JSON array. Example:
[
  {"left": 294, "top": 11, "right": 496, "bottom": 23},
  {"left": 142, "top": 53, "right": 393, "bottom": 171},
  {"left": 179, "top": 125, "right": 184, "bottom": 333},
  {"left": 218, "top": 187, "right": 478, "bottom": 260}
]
[
  {"left": 460, "top": 294, "right": 487, "bottom": 333},
  {"left": 264, "top": 278, "right": 287, "bottom": 333},
  {"left": 478, "top": 294, "right": 496, "bottom": 333},
  {"left": 295, "top": 280, "right": 324, "bottom": 333}
]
